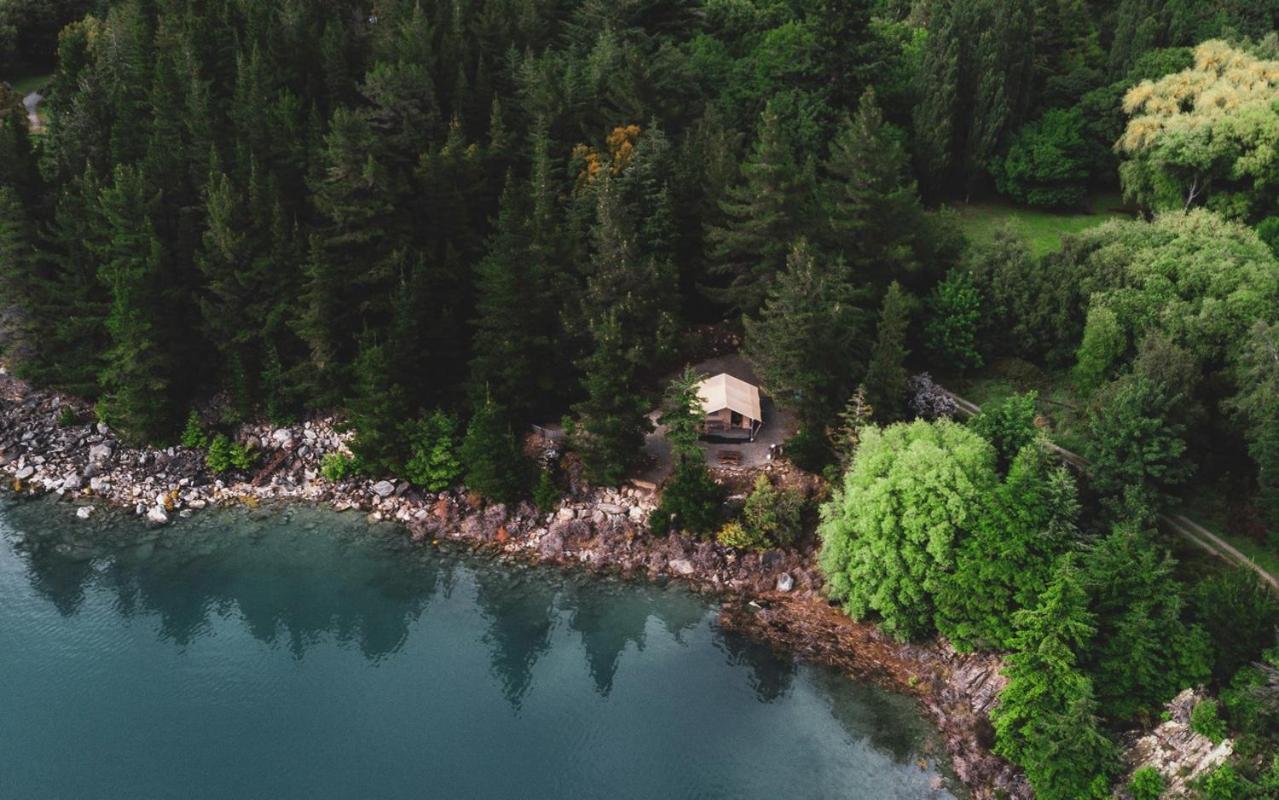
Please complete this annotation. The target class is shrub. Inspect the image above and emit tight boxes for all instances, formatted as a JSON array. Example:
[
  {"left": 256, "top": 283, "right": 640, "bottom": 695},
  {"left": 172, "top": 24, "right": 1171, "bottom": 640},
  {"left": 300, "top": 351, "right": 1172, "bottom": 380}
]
[
  {"left": 925, "top": 269, "right": 984, "bottom": 370},
  {"left": 1259, "top": 216, "right": 1279, "bottom": 257},
  {"left": 1190, "top": 698, "right": 1228, "bottom": 744},
  {"left": 206, "top": 434, "right": 232, "bottom": 474},
  {"left": 403, "top": 411, "right": 463, "bottom": 491},
  {"left": 1128, "top": 766, "right": 1164, "bottom": 800},
  {"left": 992, "top": 109, "right": 1090, "bottom": 208},
  {"left": 968, "top": 392, "right": 1039, "bottom": 472},
  {"left": 532, "top": 469, "right": 560, "bottom": 513},
  {"left": 741, "top": 474, "right": 804, "bottom": 549},
  {"left": 180, "top": 410, "right": 208, "bottom": 449},
  {"left": 320, "top": 452, "right": 358, "bottom": 482},
  {"left": 57, "top": 405, "right": 78, "bottom": 427},
  {"left": 650, "top": 458, "right": 723, "bottom": 536},
  {"left": 716, "top": 520, "right": 768, "bottom": 551},
  {"left": 229, "top": 441, "right": 255, "bottom": 472},
  {"left": 1073, "top": 306, "right": 1126, "bottom": 394}
]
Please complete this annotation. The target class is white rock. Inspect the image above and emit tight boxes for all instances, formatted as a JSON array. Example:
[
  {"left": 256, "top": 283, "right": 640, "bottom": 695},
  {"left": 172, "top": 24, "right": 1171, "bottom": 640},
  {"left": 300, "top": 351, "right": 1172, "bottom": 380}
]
[
  {"left": 88, "top": 444, "right": 113, "bottom": 463},
  {"left": 15, "top": 466, "right": 35, "bottom": 480},
  {"left": 76, "top": 506, "right": 94, "bottom": 520},
  {"left": 669, "top": 559, "right": 695, "bottom": 576},
  {"left": 371, "top": 480, "right": 395, "bottom": 498},
  {"left": 146, "top": 505, "right": 170, "bottom": 526},
  {"left": 776, "top": 573, "right": 795, "bottom": 593}
]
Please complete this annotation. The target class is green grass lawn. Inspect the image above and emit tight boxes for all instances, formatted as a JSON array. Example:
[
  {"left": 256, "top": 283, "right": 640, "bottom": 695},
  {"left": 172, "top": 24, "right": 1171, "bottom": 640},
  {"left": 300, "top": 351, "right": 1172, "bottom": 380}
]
[
  {"left": 949, "top": 193, "right": 1129, "bottom": 258},
  {"left": 4, "top": 73, "right": 51, "bottom": 96}
]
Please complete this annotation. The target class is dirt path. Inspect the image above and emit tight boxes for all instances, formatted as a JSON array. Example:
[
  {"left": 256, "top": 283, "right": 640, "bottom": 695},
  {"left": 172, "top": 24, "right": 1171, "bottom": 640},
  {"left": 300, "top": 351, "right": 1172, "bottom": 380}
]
[
  {"left": 939, "top": 388, "right": 1279, "bottom": 593},
  {"left": 22, "top": 91, "right": 43, "bottom": 133}
]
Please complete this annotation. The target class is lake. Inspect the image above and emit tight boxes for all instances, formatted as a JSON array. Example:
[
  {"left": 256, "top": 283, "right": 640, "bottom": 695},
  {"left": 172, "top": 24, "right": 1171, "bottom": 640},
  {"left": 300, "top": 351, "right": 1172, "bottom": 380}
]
[{"left": 0, "top": 496, "right": 956, "bottom": 799}]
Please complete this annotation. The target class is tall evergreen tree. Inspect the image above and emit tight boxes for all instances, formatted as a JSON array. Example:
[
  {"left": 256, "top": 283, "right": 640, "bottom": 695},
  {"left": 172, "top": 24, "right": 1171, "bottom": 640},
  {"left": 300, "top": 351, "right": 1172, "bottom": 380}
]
[
  {"left": 93, "top": 166, "right": 179, "bottom": 443},
  {"left": 862, "top": 281, "right": 911, "bottom": 423},
  {"left": 705, "top": 107, "right": 815, "bottom": 314},
  {"left": 460, "top": 393, "right": 528, "bottom": 504},
  {"left": 744, "top": 241, "right": 867, "bottom": 429},
  {"left": 570, "top": 312, "right": 653, "bottom": 487}
]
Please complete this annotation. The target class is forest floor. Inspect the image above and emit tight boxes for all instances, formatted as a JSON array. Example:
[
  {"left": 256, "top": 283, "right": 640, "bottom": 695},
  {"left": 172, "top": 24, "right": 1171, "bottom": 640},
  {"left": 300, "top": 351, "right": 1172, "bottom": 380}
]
[{"left": 950, "top": 192, "right": 1129, "bottom": 257}]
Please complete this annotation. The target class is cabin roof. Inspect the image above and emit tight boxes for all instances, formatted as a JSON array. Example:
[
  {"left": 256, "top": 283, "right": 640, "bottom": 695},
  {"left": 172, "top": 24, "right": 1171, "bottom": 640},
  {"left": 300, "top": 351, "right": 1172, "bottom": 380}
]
[{"left": 696, "top": 373, "right": 762, "bottom": 422}]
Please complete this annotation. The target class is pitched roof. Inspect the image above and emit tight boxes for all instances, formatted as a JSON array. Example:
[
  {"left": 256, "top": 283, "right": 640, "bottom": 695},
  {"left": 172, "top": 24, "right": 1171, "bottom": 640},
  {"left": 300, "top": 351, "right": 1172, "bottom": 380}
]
[{"left": 696, "top": 373, "right": 762, "bottom": 422}]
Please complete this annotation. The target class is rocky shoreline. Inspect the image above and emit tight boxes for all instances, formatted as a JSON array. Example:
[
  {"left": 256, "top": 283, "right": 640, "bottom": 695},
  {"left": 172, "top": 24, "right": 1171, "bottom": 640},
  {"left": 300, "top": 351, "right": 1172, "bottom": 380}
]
[{"left": 0, "top": 366, "right": 1029, "bottom": 799}]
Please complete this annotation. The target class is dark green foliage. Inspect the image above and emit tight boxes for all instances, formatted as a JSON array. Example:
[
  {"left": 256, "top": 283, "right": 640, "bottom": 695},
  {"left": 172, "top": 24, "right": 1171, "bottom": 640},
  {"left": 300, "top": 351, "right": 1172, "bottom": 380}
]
[
  {"left": 991, "top": 554, "right": 1117, "bottom": 800},
  {"left": 862, "top": 283, "right": 911, "bottom": 423},
  {"left": 925, "top": 269, "right": 984, "bottom": 371},
  {"left": 745, "top": 241, "right": 867, "bottom": 429},
  {"left": 1083, "top": 374, "right": 1192, "bottom": 515},
  {"left": 1128, "top": 766, "right": 1165, "bottom": 800},
  {"left": 1191, "top": 698, "right": 1228, "bottom": 744},
  {"left": 740, "top": 474, "right": 803, "bottom": 550},
  {"left": 346, "top": 341, "right": 410, "bottom": 477},
  {"left": 936, "top": 443, "right": 1080, "bottom": 651},
  {"left": 650, "top": 368, "right": 722, "bottom": 537},
  {"left": 1082, "top": 523, "right": 1212, "bottom": 721},
  {"left": 968, "top": 392, "right": 1039, "bottom": 472},
  {"left": 206, "top": 434, "right": 232, "bottom": 474},
  {"left": 706, "top": 106, "right": 815, "bottom": 314},
  {"left": 1259, "top": 217, "right": 1279, "bottom": 258},
  {"left": 570, "top": 312, "right": 653, "bottom": 487},
  {"left": 56, "top": 405, "right": 77, "bottom": 427},
  {"left": 992, "top": 108, "right": 1090, "bottom": 208},
  {"left": 532, "top": 469, "right": 560, "bottom": 513},
  {"left": 828, "top": 386, "right": 874, "bottom": 469},
  {"left": 459, "top": 395, "right": 527, "bottom": 505},
  {"left": 822, "top": 90, "right": 926, "bottom": 284},
  {"left": 1191, "top": 569, "right": 1279, "bottom": 683},
  {"left": 404, "top": 411, "right": 463, "bottom": 492}
]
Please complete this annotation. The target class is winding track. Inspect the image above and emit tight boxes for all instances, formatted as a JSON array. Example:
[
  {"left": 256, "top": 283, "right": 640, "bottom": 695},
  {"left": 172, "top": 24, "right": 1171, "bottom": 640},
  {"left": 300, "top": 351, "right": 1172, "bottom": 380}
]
[{"left": 939, "top": 387, "right": 1279, "bottom": 593}]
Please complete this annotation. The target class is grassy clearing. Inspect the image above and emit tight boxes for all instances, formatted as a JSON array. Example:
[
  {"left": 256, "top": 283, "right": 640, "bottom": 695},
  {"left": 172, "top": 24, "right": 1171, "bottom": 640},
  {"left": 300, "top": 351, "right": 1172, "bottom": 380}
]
[
  {"left": 949, "top": 193, "right": 1129, "bottom": 258},
  {"left": 4, "top": 73, "right": 51, "bottom": 96}
]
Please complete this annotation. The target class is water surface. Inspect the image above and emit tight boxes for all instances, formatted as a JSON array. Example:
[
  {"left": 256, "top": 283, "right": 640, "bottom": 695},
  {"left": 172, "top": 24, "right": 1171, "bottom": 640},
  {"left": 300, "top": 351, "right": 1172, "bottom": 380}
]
[{"left": 0, "top": 497, "right": 955, "bottom": 799}]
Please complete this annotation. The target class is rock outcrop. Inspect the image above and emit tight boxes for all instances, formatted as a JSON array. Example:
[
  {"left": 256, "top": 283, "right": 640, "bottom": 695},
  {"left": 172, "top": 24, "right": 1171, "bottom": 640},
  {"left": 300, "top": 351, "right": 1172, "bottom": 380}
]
[{"left": 1122, "top": 689, "right": 1233, "bottom": 797}]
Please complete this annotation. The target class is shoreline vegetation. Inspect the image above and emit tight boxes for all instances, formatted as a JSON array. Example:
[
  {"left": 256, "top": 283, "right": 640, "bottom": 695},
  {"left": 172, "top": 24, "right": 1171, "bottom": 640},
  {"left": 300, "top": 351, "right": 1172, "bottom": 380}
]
[{"left": 0, "top": 365, "right": 1025, "bottom": 797}]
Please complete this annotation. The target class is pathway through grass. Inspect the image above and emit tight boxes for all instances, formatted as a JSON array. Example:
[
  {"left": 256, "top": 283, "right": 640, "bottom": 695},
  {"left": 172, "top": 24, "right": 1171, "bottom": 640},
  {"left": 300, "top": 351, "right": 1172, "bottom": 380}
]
[{"left": 950, "top": 193, "right": 1129, "bottom": 257}]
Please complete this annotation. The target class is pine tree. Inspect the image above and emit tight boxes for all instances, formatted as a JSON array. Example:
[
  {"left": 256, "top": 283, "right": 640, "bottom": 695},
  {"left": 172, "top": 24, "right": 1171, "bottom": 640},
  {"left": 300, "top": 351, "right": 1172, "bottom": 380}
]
[
  {"left": 706, "top": 107, "right": 815, "bottom": 314},
  {"left": 744, "top": 241, "right": 867, "bottom": 429},
  {"left": 823, "top": 89, "right": 925, "bottom": 284},
  {"left": 0, "top": 187, "right": 39, "bottom": 361},
  {"left": 992, "top": 554, "right": 1117, "bottom": 800},
  {"left": 94, "top": 166, "right": 179, "bottom": 444},
  {"left": 650, "top": 368, "right": 722, "bottom": 536},
  {"left": 460, "top": 394, "right": 528, "bottom": 504},
  {"left": 346, "top": 338, "right": 411, "bottom": 476},
  {"left": 862, "top": 281, "right": 911, "bottom": 423},
  {"left": 570, "top": 312, "right": 653, "bottom": 486}
]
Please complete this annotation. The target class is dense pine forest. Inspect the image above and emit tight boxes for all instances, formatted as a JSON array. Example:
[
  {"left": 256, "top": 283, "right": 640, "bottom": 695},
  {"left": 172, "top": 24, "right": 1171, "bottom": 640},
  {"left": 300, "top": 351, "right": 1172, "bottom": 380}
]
[{"left": 4, "top": 1, "right": 1279, "bottom": 797}]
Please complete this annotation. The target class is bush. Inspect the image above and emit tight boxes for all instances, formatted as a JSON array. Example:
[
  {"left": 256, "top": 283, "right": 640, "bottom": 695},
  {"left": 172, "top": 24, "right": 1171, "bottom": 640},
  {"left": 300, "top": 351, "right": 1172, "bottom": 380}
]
[
  {"left": 1191, "top": 698, "right": 1228, "bottom": 744},
  {"left": 320, "top": 452, "right": 359, "bottom": 482},
  {"left": 741, "top": 474, "right": 804, "bottom": 549},
  {"left": 57, "top": 405, "right": 78, "bottom": 427},
  {"left": 229, "top": 441, "right": 256, "bottom": 471},
  {"left": 925, "top": 269, "right": 983, "bottom": 370},
  {"left": 1259, "top": 216, "right": 1279, "bottom": 258},
  {"left": 968, "top": 392, "right": 1039, "bottom": 472},
  {"left": 1128, "top": 766, "right": 1164, "bottom": 800},
  {"left": 403, "top": 411, "right": 463, "bottom": 491},
  {"left": 206, "top": 434, "right": 232, "bottom": 474},
  {"left": 1191, "top": 569, "right": 1279, "bottom": 682},
  {"left": 1073, "top": 306, "right": 1126, "bottom": 394},
  {"left": 650, "top": 458, "right": 723, "bottom": 536},
  {"left": 532, "top": 469, "right": 560, "bottom": 512},
  {"left": 992, "top": 108, "right": 1090, "bottom": 208},
  {"left": 716, "top": 520, "right": 770, "bottom": 551},
  {"left": 180, "top": 410, "right": 208, "bottom": 449}
]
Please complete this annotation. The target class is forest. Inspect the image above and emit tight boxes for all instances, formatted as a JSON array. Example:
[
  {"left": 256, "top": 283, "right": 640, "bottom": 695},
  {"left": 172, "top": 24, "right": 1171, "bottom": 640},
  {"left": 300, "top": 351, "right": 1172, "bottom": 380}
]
[{"left": 3, "top": 0, "right": 1279, "bottom": 797}]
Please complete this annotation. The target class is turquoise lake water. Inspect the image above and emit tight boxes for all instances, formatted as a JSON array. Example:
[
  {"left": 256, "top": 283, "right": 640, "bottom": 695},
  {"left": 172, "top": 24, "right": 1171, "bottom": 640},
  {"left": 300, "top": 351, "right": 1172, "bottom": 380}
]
[{"left": 0, "top": 497, "right": 956, "bottom": 799}]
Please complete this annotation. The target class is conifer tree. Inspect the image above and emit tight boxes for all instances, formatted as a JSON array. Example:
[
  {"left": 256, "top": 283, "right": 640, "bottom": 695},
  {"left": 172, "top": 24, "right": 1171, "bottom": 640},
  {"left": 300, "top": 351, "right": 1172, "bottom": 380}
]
[
  {"left": 823, "top": 90, "right": 925, "bottom": 284},
  {"left": 745, "top": 241, "right": 866, "bottom": 428},
  {"left": 346, "top": 339, "right": 411, "bottom": 476},
  {"left": 570, "top": 312, "right": 653, "bottom": 486},
  {"left": 992, "top": 554, "right": 1117, "bottom": 800},
  {"left": 862, "top": 282, "right": 911, "bottom": 423},
  {"left": 0, "top": 187, "right": 38, "bottom": 361},
  {"left": 706, "top": 107, "right": 815, "bottom": 314},
  {"left": 460, "top": 394, "right": 528, "bottom": 504},
  {"left": 650, "top": 368, "right": 722, "bottom": 536},
  {"left": 94, "top": 166, "right": 179, "bottom": 443}
]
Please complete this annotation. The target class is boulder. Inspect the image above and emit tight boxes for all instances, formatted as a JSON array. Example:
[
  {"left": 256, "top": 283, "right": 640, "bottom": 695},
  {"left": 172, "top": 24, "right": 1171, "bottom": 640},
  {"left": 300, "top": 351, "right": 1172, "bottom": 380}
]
[
  {"left": 88, "top": 444, "right": 113, "bottom": 463},
  {"left": 15, "top": 465, "right": 35, "bottom": 480},
  {"left": 76, "top": 505, "right": 94, "bottom": 520},
  {"left": 538, "top": 532, "right": 565, "bottom": 558},
  {"left": 146, "top": 505, "right": 170, "bottom": 526},
  {"left": 371, "top": 480, "right": 395, "bottom": 498},
  {"left": 776, "top": 572, "right": 795, "bottom": 593},
  {"left": 669, "top": 558, "right": 696, "bottom": 576}
]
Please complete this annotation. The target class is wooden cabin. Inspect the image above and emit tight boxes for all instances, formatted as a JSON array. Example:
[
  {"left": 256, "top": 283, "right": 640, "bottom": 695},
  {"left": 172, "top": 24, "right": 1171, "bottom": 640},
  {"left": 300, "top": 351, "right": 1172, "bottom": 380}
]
[{"left": 696, "top": 373, "right": 763, "bottom": 442}]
